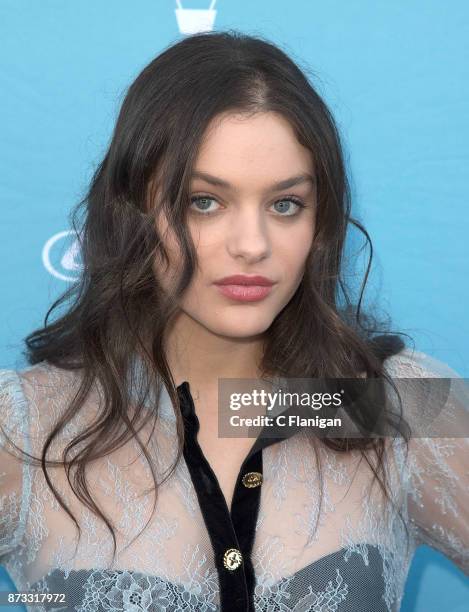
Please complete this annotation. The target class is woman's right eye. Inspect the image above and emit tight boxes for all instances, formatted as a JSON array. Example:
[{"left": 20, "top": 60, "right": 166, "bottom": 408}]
[{"left": 189, "top": 195, "right": 221, "bottom": 216}]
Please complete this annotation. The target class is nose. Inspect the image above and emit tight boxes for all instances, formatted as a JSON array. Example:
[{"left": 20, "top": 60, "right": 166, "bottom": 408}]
[{"left": 226, "top": 205, "right": 271, "bottom": 263}]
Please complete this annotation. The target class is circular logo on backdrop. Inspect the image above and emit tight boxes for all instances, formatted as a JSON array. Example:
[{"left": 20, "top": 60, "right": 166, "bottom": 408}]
[{"left": 42, "top": 230, "right": 83, "bottom": 282}]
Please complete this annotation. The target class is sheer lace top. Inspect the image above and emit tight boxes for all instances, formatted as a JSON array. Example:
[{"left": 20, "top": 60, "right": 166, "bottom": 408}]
[{"left": 0, "top": 348, "right": 468, "bottom": 611}]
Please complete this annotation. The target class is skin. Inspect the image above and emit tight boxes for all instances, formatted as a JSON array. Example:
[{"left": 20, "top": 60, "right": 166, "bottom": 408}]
[
  {"left": 146, "top": 111, "right": 318, "bottom": 503},
  {"left": 153, "top": 110, "right": 317, "bottom": 419}
]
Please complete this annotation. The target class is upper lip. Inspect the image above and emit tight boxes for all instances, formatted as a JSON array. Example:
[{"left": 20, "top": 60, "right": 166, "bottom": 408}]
[{"left": 214, "top": 274, "right": 276, "bottom": 286}]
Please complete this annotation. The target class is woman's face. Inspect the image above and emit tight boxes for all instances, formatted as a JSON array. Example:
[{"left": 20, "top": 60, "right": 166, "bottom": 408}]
[{"left": 155, "top": 110, "right": 316, "bottom": 339}]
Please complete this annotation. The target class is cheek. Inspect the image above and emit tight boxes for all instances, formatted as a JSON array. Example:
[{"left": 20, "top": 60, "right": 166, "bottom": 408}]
[
  {"left": 186, "top": 219, "right": 225, "bottom": 252},
  {"left": 156, "top": 232, "right": 208, "bottom": 298},
  {"left": 275, "top": 222, "right": 314, "bottom": 269}
]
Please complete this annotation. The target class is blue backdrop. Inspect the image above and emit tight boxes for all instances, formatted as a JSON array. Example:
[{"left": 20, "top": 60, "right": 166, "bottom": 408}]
[{"left": 1, "top": 1, "right": 468, "bottom": 610}]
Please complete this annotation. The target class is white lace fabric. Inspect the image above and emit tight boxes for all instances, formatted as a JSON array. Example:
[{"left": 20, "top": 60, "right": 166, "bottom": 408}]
[{"left": 0, "top": 348, "right": 468, "bottom": 611}]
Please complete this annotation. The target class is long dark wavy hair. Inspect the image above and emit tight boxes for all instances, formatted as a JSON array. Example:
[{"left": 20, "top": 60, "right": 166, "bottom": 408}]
[{"left": 4, "top": 29, "right": 415, "bottom": 565}]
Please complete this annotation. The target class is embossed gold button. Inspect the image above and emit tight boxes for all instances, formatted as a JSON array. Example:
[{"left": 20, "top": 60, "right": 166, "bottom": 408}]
[
  {"left": 242, "top": 471, "right": 263, "bottom": 488},
  {"left": 223, "top": 548, "right": 243, "bottom": 570}
]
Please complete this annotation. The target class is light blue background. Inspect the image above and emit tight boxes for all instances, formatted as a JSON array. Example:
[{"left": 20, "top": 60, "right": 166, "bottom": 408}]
[{"left": 0, "top": 1, "right": 468, "bottom": 610}]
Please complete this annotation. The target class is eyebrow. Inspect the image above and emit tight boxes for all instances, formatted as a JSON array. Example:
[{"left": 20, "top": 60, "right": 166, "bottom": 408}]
[{"left": 191, "top": 170, "right": 315, "bottom": 192}]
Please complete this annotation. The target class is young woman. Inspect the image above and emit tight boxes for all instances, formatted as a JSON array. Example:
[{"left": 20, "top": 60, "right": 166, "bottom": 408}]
[{"left": 0, "top": 30, "right": 467, "bottom": 612}]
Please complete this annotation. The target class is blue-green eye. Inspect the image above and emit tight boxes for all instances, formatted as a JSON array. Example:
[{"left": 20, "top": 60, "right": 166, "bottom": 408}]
[
  {"left": 189, "top": 195, "right": 306, "bottom": 217},
  {"left": 190, "top": 196, "right": 220, "bottom": 215},
  {"left": 272, "top": 198, "right": 306, "bottom": 216}
]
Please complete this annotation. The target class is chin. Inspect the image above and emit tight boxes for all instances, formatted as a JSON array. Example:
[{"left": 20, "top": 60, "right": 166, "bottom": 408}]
[{"left": 206, "top": 315, "right": 274, "bottom": 339}]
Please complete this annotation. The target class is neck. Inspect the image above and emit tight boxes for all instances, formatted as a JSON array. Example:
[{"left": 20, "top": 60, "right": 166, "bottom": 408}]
[{"left": 163, "top": 312, "right": 267, "bottom": 392}]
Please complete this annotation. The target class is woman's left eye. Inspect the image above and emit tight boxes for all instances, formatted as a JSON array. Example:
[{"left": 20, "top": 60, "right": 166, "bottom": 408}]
[
  {"left": 271, "top": 197, "right": 307, "bottom": 216},
  {"left": 189, "top": 195, "right": 306, "bottom": 217}
]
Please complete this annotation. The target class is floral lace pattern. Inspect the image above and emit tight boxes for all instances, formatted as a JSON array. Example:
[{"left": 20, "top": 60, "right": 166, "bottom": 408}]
[{"left": 1, "top": 348, "right": 468, "bottom": 611}]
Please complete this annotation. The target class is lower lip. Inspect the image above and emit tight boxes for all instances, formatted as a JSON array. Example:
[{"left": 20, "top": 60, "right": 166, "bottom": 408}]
[{"left": 214, "top": 284, "right": 273, "bottom": 302}]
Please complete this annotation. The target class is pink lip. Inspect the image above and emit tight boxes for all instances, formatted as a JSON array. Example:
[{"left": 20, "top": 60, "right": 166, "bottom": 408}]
[
  {"left": 215, "top": 284, "right": 273, "bottom": 302},
  {"left": 214, "top": 274, "right": 275, "bottom": 286}
]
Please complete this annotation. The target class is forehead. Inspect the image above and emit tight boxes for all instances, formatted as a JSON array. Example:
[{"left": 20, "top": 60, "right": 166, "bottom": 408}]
[{"left": 193, "top": 111, "right": 314, "bottom": 189}]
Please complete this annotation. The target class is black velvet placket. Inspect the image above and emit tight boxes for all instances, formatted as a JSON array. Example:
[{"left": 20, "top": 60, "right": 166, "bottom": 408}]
[{"left": 178, "top": 381, "right": 266, "bottom": 612}]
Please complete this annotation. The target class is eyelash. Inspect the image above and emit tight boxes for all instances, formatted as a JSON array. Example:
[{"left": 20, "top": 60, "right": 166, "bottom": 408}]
[{"left": 189, "top": 194, "right": 307, "bottom": 217}]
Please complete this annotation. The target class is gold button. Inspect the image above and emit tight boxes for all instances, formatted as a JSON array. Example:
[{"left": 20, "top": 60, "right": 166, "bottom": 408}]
[
  {"left": 242, "top": 471, "right": 263, "bottom": 488},
  {"left": 223, "top": 548, "right": 243, "bottom": 570}
]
